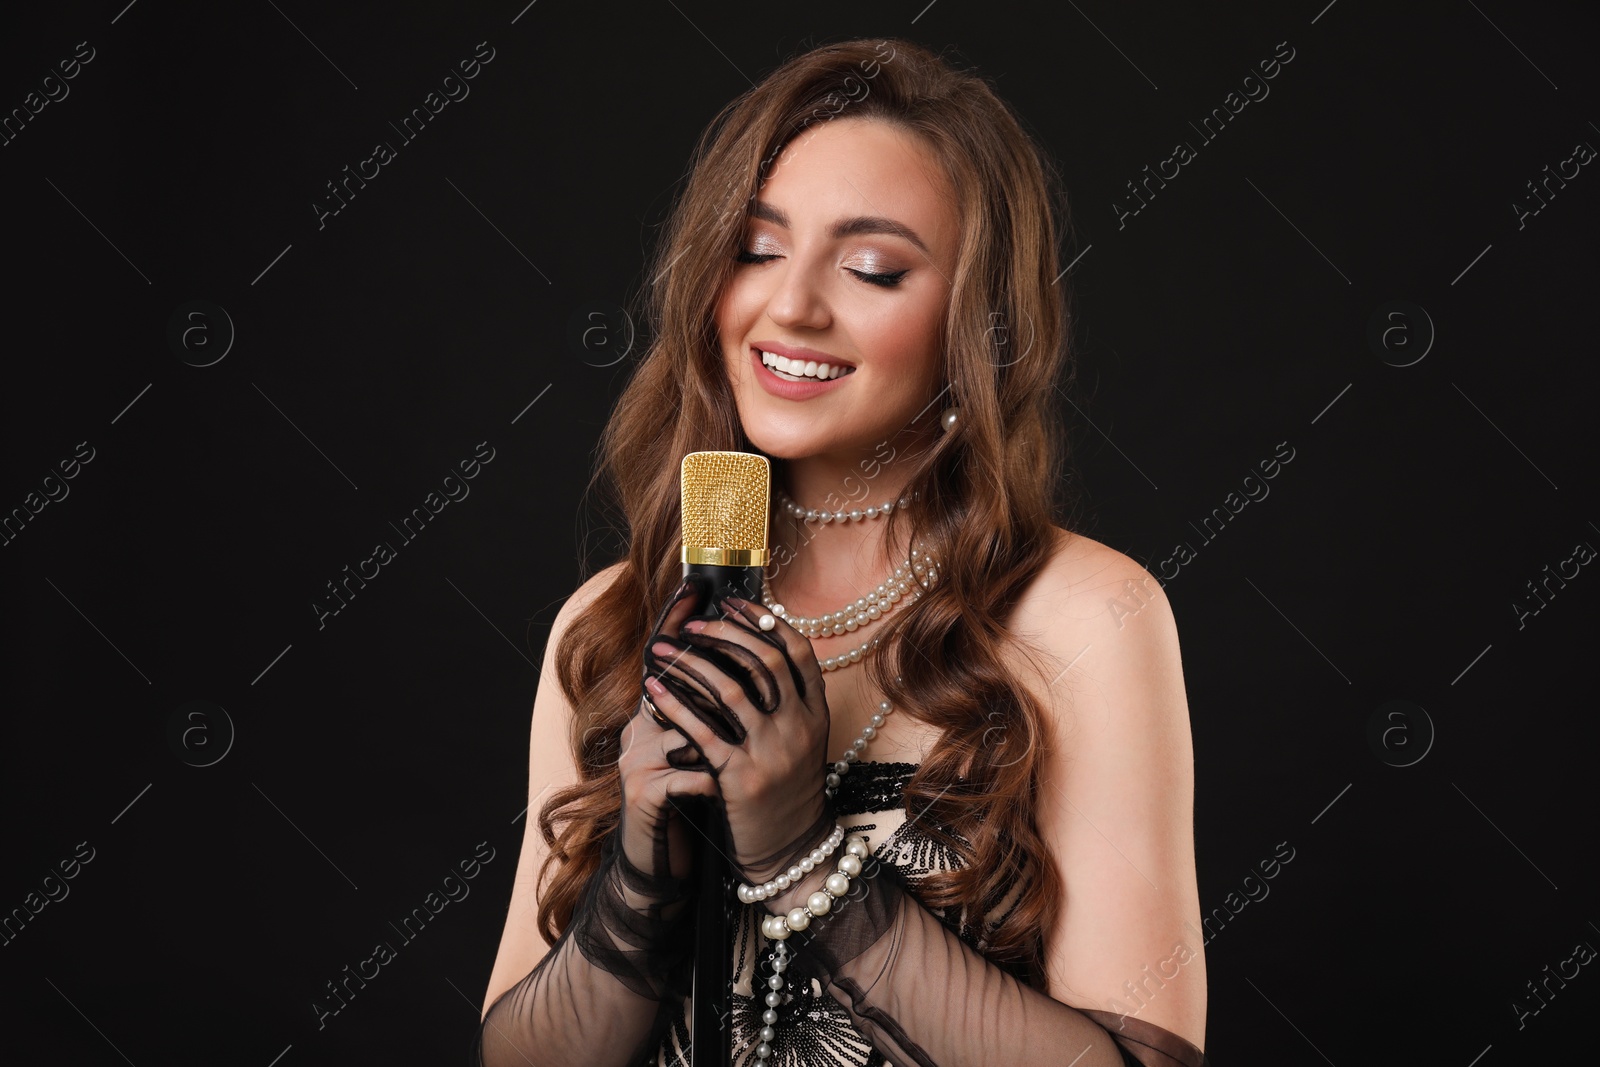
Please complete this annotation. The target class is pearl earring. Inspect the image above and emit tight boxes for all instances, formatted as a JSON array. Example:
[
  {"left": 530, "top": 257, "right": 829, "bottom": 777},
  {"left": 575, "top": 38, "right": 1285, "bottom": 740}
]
[{"left": 939, "top": 406, "right": 960, "bottom": 433}]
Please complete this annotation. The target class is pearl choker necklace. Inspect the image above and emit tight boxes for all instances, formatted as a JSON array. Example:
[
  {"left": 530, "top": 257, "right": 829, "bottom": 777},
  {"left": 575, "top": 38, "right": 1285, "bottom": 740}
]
[
  {"left": 735, "top": 683, "right": 898, "bottom": 1062},
  {"left": 776, "top": 487, "right": 919, "bottom": 525}
]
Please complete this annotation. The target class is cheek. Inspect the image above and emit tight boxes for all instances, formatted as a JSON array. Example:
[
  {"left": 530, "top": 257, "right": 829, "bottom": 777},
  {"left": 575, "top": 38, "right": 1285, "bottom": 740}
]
[{"left": 866, "top": 308, "right": 944, "bottom": 386}]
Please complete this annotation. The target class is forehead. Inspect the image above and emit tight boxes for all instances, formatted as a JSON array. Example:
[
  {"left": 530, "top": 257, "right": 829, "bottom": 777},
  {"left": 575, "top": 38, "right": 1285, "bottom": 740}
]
[{"left": 755, "top": 117, "right": 958, "bottom": 251}]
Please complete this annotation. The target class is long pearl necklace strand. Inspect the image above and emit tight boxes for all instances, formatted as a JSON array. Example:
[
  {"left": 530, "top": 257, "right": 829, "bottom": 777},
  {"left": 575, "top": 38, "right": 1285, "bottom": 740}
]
[
  {"left": 733, "top": 682, "right": 900, "bottom": 1063},
  {"left": 762, "top": 548, "right": 940, "bottom": 672}
]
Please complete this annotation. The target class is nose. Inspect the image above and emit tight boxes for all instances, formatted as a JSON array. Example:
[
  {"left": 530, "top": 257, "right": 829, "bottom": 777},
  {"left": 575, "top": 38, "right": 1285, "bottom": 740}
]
[{"left": 763, "top": 255, "right": 832, "bottom": 332}]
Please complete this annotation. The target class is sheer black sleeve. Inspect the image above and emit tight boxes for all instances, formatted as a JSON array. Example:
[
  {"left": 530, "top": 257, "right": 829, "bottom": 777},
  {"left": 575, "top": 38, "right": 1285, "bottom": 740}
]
[
  {"left": 472, "top": 826, "right": 694, "bottom": 1067},
  {"left": 784, "top": 854, "right": 1210, "bottom": 1067}
]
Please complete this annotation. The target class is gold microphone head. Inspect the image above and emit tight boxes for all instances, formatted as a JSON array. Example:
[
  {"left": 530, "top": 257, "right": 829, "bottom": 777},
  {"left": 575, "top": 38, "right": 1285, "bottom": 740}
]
[{"left": 680, "top": 451, "right": 771, "bottom": 567}]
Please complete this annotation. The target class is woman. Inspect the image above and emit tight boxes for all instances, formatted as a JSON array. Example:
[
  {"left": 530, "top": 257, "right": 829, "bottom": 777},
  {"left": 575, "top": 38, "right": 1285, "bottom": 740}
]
[{"left": 476, "top": 37, "right": 1208, "bottom": 1067}]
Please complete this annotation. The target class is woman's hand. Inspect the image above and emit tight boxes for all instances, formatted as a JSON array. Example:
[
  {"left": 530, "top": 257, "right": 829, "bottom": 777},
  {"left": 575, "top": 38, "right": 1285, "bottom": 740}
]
[
  {"left": 643, "top": 589, "right": 833, "bottom": 884},
  {"left": 616, "top": 580, "right": 722, "bottom": 889}
]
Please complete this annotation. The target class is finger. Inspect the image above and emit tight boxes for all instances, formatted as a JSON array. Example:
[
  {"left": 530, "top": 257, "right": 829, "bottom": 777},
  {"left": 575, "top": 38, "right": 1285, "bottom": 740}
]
[
  {"left": 639, "top": 575, "right": 710, "bottom": 717},
  {"left": 678, "top": 620, "right": 787, "bottom": 713},
  {"left": 648, "top": 637, "right": 747, "bottom": 744},
  {"left": 719, "top": 596, "right": 815, "bottom": 699},
  {"left": 675, "top": 627, "right": 782, "bottom": 713},
  {"left": 654, "top": 574, "right": 709, "bottom": 639},
  {"left": 645, "top": 676, "right": 729, "bottom": 774}
]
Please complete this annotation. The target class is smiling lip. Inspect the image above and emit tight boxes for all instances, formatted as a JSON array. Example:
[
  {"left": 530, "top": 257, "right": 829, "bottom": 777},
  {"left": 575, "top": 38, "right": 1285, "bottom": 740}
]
[{"left": 749, "top": 344, "right": 855, "bottom": 400}]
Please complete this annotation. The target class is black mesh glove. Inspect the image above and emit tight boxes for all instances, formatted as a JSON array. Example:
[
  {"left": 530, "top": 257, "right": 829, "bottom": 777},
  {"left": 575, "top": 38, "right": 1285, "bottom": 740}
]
[
  {"left": 642, "top": 578, "right": 836, "bottom": 887},
  {"left": 473, "top": 580, "right": 731, "bottom": 1066},
  {"left": 781, "top": 854, "right": 1211, "bottom": 1067}
]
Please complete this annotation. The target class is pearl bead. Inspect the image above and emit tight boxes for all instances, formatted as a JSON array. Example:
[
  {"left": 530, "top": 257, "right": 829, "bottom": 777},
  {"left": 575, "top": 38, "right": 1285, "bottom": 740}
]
[
  {"left": 763, "top": 881, "right": 777, "bottom": 897},
  {"left": 865, "top": 506, "right": 878, "bottom": 519},
  {"left": 811, "top": 846, "right": 828, "bottom": 863},
  {"left": 833, "top": 511, "right": 846, "bottom": 523},
  {"left": 738, "top": 884, "right": 753, "bottom": 903},
  {"left": 861, "top": 725, "right": 876, "bottom": 740},
  {"left": 839, "top": 854, "right": 863, "bottom": 877},
  {"left": 846, "top": 838, "right": 869, "bottom": 859},
  {"left": 760, "top": 1026, "right": 777, "bottom": 1042},
  {"left": 763, "top": 1009, "right": 778, "bottom": 1025},
  {"left": 808, "top": 891, "right": 832, "bottom": 915},
  {"left": 766, "top": 991, "right": 783, "bottom": 1007},
  {"left": 775, "top": 874, "right": 791, "bottom": 891},
  {"left": 786, "top": 907, "right": 812, "bottom": 931},
  {"left": 833, "top": 761, "right": 849, "bottom": 775},
  {"left": 825, "top": 872, "right": 850, "bottom": 896},
  {"left": 769, "top": 973, "right": 785, "bottom": 990},
  {"left": 756, "top": 1042, "right": 773, "bottom": 1059},
  {"left": 767, "top": 918, "right": 790, "bottom": 940},
  {"left": 788, "top": 865, "right": 804, "bottom": 883},
  {"left": 871, "top": 713, "right": 885, "bottom": 726},
  {"left": 826, "top": 772, "right": 840, "bottom": 788},
  {"left": 849, "top": 509, "right": 862, "bottom": 522}
]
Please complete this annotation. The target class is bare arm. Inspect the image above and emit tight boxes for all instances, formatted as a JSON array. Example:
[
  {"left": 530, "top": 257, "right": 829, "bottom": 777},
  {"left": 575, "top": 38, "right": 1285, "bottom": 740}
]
[{"left": 766, "top": 540, "right": 1208, "bottom": 1065}]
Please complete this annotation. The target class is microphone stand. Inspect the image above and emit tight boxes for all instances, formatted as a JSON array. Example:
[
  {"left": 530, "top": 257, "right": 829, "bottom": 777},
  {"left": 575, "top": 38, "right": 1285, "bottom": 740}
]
[{"left": 688, "top": 800, "right": 732, "bottom": 1067}]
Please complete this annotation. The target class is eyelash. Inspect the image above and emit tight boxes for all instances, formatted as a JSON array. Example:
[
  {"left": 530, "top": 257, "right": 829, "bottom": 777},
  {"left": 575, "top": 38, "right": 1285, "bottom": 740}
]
[{"left": 734, "top": 250, "right": 909, "bottom": 289}]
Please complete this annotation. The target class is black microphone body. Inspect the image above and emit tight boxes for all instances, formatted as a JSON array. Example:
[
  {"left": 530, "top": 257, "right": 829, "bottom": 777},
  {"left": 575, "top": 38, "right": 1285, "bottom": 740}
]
[{"left": 683, "top": 560, "right": 762, "bottom": 1067}]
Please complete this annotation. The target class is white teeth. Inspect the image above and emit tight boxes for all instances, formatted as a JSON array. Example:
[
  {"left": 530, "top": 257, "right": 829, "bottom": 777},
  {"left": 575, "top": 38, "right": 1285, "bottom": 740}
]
[{"left": 759, "top": 349, "right": 852, "bottom": 381}]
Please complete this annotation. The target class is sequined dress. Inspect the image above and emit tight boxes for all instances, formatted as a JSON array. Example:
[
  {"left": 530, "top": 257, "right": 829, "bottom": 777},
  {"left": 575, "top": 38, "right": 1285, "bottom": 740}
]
[{"left": 651, "top": 761, "right": 1008, "bottom": 1066}]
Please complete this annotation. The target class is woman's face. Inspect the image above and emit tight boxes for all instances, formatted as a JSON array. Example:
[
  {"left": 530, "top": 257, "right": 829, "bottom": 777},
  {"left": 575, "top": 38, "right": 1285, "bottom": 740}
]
[{"left": 715, "top": 116, "right": 960, "bottom": 462}]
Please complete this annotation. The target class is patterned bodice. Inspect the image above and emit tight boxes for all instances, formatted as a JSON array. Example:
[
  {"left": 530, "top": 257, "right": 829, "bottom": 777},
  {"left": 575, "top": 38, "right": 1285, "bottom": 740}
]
[{"left": 652, "top": 761, "right": 1026, "bottom": 1066}]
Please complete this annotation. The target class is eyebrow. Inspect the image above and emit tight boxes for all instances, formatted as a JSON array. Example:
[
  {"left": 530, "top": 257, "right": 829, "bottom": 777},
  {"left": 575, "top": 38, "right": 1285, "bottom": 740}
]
[{"left": 750, "top": 200, "right": 930, "bottom": 256}]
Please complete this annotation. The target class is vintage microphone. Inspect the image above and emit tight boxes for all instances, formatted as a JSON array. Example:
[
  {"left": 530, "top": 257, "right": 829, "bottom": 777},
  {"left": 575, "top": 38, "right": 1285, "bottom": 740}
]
[{"left": 679, "top": 450, "right": 771, "bottom": 1067}]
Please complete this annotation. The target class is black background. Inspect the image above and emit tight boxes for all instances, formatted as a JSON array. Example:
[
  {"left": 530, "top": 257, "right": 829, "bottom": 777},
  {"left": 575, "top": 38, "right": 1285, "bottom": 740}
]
[{"left": 2, "top": 1, "right": 1596, "bottom": 1064}]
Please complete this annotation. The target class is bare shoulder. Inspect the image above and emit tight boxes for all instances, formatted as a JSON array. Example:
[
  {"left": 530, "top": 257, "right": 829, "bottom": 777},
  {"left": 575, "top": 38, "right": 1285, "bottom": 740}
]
[
  {"left": 1001, "top": 526, "right": 1189, "bottom": 757},
  {"left": 558, "top": 559, "right": 629, "bottom": 626},
  {"left": 1007, "top": 527, "right": 1175, "bottom": 659}
]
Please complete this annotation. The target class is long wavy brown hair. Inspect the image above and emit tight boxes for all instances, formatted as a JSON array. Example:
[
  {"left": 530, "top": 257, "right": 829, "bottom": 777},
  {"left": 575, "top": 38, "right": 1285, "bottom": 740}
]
[{"left": 536, "top": 35, "right": 1084, "bottom": 989}]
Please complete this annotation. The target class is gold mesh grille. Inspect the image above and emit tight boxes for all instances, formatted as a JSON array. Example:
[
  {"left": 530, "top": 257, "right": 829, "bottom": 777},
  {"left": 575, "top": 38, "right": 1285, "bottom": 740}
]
[{"left": 680, "top": 451, "right": 770, "bottom": 552}]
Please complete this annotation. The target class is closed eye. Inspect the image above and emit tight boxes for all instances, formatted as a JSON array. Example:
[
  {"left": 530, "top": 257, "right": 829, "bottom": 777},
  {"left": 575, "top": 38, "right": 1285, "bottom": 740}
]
[
  {"left": 734, "top": 250, "right": 908, "bottom": 289},
  {"left": 849, "top": 267, "right": 908, "bottom": 288}
]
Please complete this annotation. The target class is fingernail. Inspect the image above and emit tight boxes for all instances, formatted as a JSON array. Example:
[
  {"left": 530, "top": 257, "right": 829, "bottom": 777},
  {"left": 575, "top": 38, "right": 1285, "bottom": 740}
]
[
  {"left": 651, "top": 641, "right": 675, "bottom": 656},
  {"left": 645, "top": 676, "right": 666, "bottom": 694},
  {"left": 684, "top": 620, "right": 706, "bottom": 632}
]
